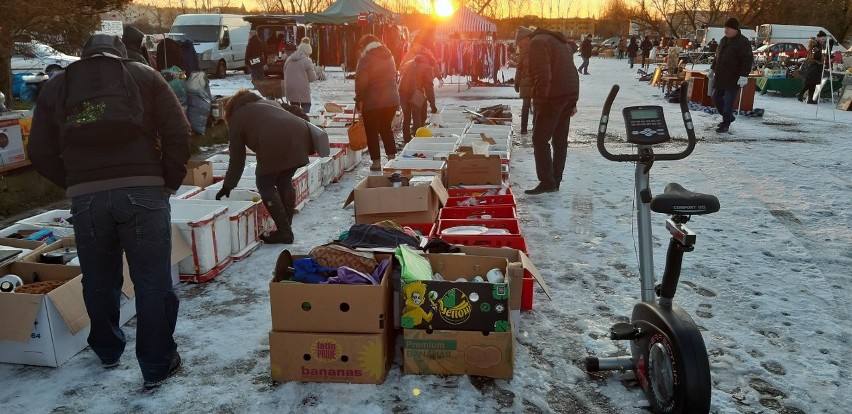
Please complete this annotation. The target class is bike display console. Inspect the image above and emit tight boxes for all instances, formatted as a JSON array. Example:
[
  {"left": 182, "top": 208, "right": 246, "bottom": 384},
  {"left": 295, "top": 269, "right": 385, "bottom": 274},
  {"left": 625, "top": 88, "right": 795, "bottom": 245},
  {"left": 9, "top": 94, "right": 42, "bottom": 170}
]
[{"left": 623, "top": 106, "right": 671, "bottom": 145}]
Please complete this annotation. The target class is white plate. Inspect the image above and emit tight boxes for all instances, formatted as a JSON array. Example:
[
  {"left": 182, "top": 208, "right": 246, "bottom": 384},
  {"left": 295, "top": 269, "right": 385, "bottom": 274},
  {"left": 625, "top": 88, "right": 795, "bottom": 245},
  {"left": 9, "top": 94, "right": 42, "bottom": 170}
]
[{"left": 441, "top": 225, "right": 488, "bottom": 235}]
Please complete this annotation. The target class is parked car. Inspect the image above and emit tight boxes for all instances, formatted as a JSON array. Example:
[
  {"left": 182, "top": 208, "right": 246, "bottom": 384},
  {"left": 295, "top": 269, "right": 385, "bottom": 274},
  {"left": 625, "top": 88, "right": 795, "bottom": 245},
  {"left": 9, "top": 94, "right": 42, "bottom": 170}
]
[
  {"left": 11, "top": 42, "right": 79, "bottom": 74},
  {"left": 601, "top": 36, "right": 621, "bottom": 49},
  {"left": 754, "top": 42, "right": 807, "bottom": 61}
]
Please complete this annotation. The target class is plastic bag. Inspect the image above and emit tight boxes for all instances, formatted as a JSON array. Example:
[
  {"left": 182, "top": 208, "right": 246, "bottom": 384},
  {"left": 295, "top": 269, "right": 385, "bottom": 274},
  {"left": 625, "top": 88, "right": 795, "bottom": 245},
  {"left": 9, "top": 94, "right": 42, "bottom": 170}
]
[
  {"left": 161, "top": 66, "right": 187, "bottom": 110},
  {"left": 185, "top": 71, "right": 212, "bottom": 135},
  {"left": 395, "top": 245, "right": 432, "bottom": 281}
]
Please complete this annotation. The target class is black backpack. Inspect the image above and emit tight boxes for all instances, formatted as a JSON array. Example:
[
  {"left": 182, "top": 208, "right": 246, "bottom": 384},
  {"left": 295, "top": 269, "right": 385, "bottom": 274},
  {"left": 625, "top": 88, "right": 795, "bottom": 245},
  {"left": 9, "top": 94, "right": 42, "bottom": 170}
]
[{"left": 60, "top": 56, "right": 147, "bottom": 146}]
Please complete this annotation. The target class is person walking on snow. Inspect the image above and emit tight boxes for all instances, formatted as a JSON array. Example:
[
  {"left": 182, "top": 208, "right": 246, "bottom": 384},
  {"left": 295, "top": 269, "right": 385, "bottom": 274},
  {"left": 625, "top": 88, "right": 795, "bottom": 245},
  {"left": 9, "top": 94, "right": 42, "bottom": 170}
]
[
  {"left": 708, "top": 17, "right": 753, "bottom": 133},
  {"left": 578, "top": 35, "right": 593, "bottom": 75}
]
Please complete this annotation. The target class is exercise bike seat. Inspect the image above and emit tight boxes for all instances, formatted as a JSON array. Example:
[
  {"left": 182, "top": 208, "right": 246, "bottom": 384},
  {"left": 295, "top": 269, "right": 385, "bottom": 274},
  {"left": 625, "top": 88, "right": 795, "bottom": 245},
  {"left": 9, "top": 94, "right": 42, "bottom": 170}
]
[{"left": 650, "top": 183, "right": 720, "bottom": 215}]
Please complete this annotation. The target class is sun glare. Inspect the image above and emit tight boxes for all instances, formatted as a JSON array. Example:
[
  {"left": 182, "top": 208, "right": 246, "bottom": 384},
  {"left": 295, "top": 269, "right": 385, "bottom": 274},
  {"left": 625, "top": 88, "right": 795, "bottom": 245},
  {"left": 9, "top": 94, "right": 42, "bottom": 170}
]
[{"left": 434, "top": 0, "right": 454, "bottom": 18}]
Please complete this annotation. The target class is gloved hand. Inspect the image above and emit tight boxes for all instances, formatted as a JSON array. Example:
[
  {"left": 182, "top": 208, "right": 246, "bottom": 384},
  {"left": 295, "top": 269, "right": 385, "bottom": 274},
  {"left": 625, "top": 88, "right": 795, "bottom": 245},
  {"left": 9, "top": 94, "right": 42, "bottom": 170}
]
[
  {"left": 737, "top": 76, "right": 748, "bottom": 87},
  {"left": 514, "top": 84, "right": 520, "bottom": 93},
  {"left": 431, "top": 107, "right": 438, "bottom": 114},
  {"left": 215, "top": 187, "right": 232, "bottom": 200}
]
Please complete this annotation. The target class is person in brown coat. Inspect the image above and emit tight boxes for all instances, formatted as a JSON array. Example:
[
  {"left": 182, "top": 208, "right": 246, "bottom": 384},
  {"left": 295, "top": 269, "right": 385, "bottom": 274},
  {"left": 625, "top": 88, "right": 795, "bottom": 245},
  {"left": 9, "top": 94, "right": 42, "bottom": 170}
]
[
  {"left": 398, "top": 55, "right": 434, "bottom": 143},
  {"left": 218, "top": 90, "right": 315, "bottom": 244},
  {"left": 354, "top": 35, "right": 401, "bottom": 171}
]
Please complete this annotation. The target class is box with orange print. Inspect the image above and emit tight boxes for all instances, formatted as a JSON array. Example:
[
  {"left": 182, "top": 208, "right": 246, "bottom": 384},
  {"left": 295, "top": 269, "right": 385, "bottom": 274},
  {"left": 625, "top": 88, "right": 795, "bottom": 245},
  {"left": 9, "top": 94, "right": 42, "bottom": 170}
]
[{"left": 268, "top": 326, "right": 394, "bottom": 384}]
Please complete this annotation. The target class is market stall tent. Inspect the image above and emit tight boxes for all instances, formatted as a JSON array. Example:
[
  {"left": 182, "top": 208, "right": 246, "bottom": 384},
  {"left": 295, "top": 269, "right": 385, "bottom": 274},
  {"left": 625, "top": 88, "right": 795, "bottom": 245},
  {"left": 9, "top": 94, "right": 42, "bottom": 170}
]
[
  {"left": 304, "top": 0, "right": 398, "bottom": 25},
  {"left": 435, "top": 6, "right": 496, "bottom": 39}
]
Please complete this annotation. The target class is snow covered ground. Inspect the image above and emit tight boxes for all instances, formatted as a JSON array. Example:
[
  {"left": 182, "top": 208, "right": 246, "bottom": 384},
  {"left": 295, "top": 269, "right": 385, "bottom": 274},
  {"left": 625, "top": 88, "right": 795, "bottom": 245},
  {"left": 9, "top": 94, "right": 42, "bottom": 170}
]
[{"left": 1, "top": 56, "right": 850, "bottom": 414}]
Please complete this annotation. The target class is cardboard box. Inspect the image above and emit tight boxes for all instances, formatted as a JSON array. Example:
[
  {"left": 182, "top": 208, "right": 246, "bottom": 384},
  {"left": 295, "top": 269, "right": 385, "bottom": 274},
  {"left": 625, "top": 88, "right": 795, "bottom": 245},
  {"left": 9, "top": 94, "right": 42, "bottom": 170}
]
[
  {"left": 456, "top": 246, "right": 551, "bottom": 311},
  {"left": 182, "top": 160, "right": 215, "bottom": 188},
  {"left": 270, "top": 255, "right": 393, "bottom": 334},
  {"left": 400, "top": 254, "right": 509, "bottom": 332},
  {"left": 269, "top": 328, "right": 393, "bottom": 384},
  {"left": 343, "top": 175, "right": 448, "bottom": 225},
  {"left": 403, "top": 325, "right": 514, "bottom": 379},
  {"left": 447, "top": 153, "right": 503, "bottom": 186},
  {"left": 21, "top": 237, "right": 77, "bottom": 264},
  {"left": 0, "top": 118, "right": 28, "bottom": 172},
  {"left": 0, "top": 237, "right": 47, "bottom": 265},
  {"left": 0, "top": 261, "right": 136, "bottom": 367}
]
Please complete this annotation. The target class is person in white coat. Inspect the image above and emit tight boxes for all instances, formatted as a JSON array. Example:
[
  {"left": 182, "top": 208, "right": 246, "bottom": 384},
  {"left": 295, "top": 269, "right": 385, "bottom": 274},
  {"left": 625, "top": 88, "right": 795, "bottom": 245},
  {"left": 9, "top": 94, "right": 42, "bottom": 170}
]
[{"left": 283, "top": 41, "right": 318, "bottom": 113}]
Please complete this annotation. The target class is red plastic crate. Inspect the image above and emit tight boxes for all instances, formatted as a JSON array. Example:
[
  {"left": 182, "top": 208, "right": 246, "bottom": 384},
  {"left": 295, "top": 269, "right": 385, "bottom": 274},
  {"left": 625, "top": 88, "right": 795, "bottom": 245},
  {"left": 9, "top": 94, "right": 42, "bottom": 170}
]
[
  {"left": 436, "top": 218, "right": 527, "bottom": 253},
  {"left": 445, "top": 194, "right": 516, "bottom": 207},
  {"left": 437, "top": 218, "right": 520, "bottom": 235},
  {"left": 439, "top": 205, "right": 517, "bottom": 220},
  {"left": 292, "top": 169, "right": 309, "bottom": 211},
  {"left": 401, "top": 222, "right": 435, "bottom": 238},
  {"left": 447, "top": 187, "right": 513, "bottom": 197}
]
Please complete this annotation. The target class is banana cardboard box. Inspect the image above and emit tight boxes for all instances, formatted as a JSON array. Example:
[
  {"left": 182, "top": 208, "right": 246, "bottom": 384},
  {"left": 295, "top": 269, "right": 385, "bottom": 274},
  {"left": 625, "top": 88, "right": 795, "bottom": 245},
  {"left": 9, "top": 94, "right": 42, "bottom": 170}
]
[
  {"left": 402, "top": 320, "right": 514, "bottom": 379},
  {"left": 400, "top": 254, "right": 509, "bottom": 332}
]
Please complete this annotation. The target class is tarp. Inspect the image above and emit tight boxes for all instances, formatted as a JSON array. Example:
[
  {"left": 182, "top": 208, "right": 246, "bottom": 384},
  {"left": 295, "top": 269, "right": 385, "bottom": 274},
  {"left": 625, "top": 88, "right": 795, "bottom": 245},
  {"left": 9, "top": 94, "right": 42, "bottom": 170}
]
[
  {"left": 304, "top": 0, "right": 398, "bottom": 25},
  {"left": 435, "top": 6, "right": 496, "bottom": 36}
]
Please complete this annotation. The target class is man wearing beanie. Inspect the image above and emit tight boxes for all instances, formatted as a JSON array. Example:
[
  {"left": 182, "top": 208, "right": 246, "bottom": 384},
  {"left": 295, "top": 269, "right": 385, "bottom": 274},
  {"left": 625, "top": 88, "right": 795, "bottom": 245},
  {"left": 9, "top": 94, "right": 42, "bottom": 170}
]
[{"left": 708, "top": 17, "right": 753, "bottom": 133}]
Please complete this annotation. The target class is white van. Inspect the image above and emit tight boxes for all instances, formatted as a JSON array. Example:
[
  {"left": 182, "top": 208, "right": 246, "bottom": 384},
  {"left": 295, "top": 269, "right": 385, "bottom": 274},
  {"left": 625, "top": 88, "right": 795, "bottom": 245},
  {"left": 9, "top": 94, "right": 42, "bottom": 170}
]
[
  {"left": 757, "top": 24, "right": 847, "bottom": 52},
  {"left": 696, "top": 27, "right": 758, "bottom": 49},
  {"left": 170, "top": 14, "right": 251, "bottom": 78}
]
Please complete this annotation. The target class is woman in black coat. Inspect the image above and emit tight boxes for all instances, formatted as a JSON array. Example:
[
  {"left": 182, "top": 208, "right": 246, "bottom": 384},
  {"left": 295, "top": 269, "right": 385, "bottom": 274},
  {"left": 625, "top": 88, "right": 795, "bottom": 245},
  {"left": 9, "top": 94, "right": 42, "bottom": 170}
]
[
  {"left": 354, "top": 35, "right": 401, "bottom": 171},
  {"left": 797, "top": 35, "right": 825, "bottom": 104}
]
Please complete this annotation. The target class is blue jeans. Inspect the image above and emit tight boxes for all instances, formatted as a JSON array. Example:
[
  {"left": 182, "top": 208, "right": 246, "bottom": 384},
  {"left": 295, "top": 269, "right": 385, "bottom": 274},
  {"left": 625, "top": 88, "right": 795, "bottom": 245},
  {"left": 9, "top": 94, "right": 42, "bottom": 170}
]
[
  {"left": 712, "top": 87, "right": 739, "bottom": 126},
  {"left": 531, "top": 98, "right": 574, "bottom": 186},
  {"left": 71, "top": 186, "right": 178, "bottom": 382}
]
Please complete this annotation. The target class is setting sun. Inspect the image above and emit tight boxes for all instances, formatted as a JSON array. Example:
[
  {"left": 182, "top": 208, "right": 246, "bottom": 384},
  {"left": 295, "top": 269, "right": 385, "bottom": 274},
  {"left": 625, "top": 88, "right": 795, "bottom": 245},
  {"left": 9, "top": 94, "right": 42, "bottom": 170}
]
[{"left": 434, "top": 0, "right": 454, "bottom": 18}]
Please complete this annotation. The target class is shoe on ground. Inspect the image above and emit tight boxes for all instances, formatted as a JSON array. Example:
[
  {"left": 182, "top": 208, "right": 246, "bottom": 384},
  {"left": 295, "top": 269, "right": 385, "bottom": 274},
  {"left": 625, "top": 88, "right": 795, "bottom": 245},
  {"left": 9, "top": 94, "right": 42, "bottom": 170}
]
[
  {"left": 715, "top": 124, "right": 729, "bottom": 133},
  {"left": 370, "top": 160, "right": 382, "bottom": 171},
  {"left": 260, "top": 231, "right": 294, "bottom": 244},
  {"left": 101, "top": 358, "right": 120, "bottom": 369},
  {"left": 143, "top": 352, "right": 181, "bottom": 389},
  {"left": 524, "top": 183, "right": 559, "bottom": 195},
  {"left": 584, "top": 72, "right": 590, "bottom": 75},
  {"left": 806, "top": 100, "right": 817, "bottom": 104},
  {"left": 796, "top": 93, "right": 804, "bottom": 102}
]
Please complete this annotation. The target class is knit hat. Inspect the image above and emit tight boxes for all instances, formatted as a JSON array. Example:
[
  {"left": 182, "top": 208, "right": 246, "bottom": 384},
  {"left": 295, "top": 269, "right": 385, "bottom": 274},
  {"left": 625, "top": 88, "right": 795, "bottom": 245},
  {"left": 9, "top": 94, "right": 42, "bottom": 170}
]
[
  {"left": 724, "top": 18, "right": 740, "bottom": 31},
  {"left": 297, "top": 42, "right": 312, "bottom": 56},
  {"left": 816, "top": 30, "right": 827, "bottom": 38},
  {"left": 515, "top": 26, "right": 533, "bottom": 44}
]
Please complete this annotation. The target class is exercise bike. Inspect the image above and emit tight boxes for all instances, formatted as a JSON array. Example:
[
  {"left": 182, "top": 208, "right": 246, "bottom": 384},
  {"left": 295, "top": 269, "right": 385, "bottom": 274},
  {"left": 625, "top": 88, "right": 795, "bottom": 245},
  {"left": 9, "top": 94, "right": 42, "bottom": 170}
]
[{"left": 585, "top": 83, "right": 719, "bottom": 413}]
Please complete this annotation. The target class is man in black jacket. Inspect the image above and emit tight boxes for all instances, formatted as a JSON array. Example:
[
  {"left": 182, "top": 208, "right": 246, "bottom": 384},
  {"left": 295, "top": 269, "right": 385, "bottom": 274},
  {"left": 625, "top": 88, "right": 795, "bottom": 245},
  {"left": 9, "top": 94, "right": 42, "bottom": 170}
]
[
  {"left": 578, "top": 35, "right": 593, "bottom": 75},
  {"left": 709, "top": 18, "right": 753, "bottom": 133},
  {"left": 28, "top": 34, "right": 190, "bottom": 389},
  {"left": 246, "top": 30, "right": 265, "bottom": 80},
  {"left": 525, "top": 28, "right": 580, "bottom": 195},
  {"left": 122, "top": 25, "right": 150, "bottom": 66}
]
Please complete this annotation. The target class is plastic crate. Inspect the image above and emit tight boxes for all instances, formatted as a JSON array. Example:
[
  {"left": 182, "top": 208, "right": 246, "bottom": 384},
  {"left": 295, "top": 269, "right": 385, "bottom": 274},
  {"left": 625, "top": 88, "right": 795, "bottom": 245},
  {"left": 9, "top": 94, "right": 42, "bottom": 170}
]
[
  {"left": 293, "top": 167, "right": 310, "bottom": 211},
  {"left": 329, "top": 147, "right": 346, "bottom": 181},
  {"left": 403, "top": 142, "right": 457, "bottom": 152},
  {"left": 16, "top": 210, "right": 75, "bottom": 238},
  {"left": 171, "top": 198, "right": 260, "bottom": 260},
  {"left": 172, "top": 185, "right": 203, "bottom": 199},
  {"left": 437, "top": 218, "right": 520, "bottom": 235},
  {"left": 401, "top": 222, "right": 436, "bottom": 238},
  {"left": 445, "top": 194, "right": 516, "bottom": 207},
  {"left": 306, "top": 158, "right": 324, "bottom": 200},
  {"left": 408, "top": 137, "right": 460, "bottom": 145},
  {"left": 521, "top": 271, "right": 534, "bottom": 310},
  {"left": 447, "top": 187, "right": 513, "bottom": 197},
  {"left": 438, "top": 205, "right": 517, "bottom": 220},
  {"left": 190, "top": 189, "right": 272, "bottom": 238},
  {"left": 440, "top": 233, "right": 528, "bottom": 253},
  {"left": 171, "top": 203, "right": 232, "bottom": 282}
]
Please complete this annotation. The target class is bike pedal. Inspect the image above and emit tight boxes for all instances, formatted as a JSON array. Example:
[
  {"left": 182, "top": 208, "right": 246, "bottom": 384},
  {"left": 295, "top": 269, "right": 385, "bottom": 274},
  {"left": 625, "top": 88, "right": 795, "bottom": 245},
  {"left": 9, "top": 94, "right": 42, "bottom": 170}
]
[{"left": 609, "top": 322, "right": 639, "bottom": 340}]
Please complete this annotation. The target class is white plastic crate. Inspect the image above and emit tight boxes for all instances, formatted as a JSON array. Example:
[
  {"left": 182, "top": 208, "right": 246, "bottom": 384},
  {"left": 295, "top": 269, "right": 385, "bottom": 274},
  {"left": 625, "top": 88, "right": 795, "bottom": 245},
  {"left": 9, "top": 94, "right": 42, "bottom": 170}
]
[
  {"left": 206, "top": 178, "right": 257, "bottom": 191},
  {"left": 399, "top": 149, "right": 453, "bottom": 160},
  {"left": 319, "top": 156, "right": 336, "bottom": 186},
  {"left": 465, "top": 124, "right": 514, "bottom": 137},
  {"left": 403, "top": 142, "right": 457, "bottom": 152},
  {"left": 328, "top": 147, "right": 345, "bottom": 181},
  {"left": 16, "top": 210, "right": 74, "bottom": 238},
  {"left": 170, "top": 198, "right": 260, "bottom": 260},
  {"left": 382, "top": 159, "right": 446, "bottom": 177},
  {"left": 206, "top": 153, "right": 257, "bottom": 178},
  {"left": 172, "top": 185, "right": 202, "bottom": 199},
  {"left": 190, "top": 188, "right": 273, "bottom": 237},
  {"left": 293, "top": 167, "right": 310, "bottom": 212},
  {"left": 170, "top": 203, "right": 231, "bottom": 282},
  {"left": 306, "top": 158, "right": 324, "bottom": 199},
  {"left": 409, "top": 136, "right": 460, "bottom": 145}
]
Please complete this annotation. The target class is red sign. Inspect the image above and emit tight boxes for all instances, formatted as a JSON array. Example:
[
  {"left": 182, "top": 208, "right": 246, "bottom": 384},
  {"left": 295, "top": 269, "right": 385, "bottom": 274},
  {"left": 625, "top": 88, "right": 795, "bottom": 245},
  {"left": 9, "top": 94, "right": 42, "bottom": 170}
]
[{"left": 358, "top": 12, "right": 367, "bottom": 25}]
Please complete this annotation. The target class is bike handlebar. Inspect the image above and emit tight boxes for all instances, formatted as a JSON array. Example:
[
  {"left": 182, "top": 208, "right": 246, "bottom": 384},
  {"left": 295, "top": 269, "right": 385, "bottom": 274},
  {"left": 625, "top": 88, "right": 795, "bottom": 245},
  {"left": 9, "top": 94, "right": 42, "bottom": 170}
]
[{"left": 596, "top": 82, "right": 697, "bottom": 162}]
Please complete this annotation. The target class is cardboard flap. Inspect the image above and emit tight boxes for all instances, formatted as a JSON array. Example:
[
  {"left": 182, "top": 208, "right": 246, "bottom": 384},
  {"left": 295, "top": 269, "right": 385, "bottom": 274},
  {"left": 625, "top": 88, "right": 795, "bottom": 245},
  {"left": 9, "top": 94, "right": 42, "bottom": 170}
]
[
  {"left": 518, "top": 251, "right": 551, "bottom": 300},
  {"left": 46, "top": 275, "right": 90, "bottom": 335},
  {"left": 447, "top": 153, "right": 503, "bottom": 186},
  {"left": 478, "top": 133, "right": 497, "bottom": 144},
  {"left": 343, "top": 191, "right": 355, "bottom": 208},
  {"left": 429, "top": 178, "right": 449, "bottom": 206},
  {"left": 0, "top": 292, "right": 43, "bottom": 343}
]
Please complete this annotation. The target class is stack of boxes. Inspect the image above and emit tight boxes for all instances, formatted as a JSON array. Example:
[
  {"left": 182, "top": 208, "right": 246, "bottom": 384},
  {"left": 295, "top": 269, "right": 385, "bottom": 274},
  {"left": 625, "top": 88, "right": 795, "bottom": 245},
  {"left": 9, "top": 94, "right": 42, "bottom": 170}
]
[{"left": 268, "top": 254, "right": 395, "bottom": 384}]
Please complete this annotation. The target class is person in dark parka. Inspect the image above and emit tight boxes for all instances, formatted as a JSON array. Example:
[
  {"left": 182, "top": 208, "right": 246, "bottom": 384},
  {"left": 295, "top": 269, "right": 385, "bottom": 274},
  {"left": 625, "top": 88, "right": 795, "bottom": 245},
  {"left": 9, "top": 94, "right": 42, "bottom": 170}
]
[
  {"left": 122, "top": 25, "right": 150, "bottom": 66},
  {"left": 578, "top": 35, "right": 593, "bottom": 75},
  {"left": 218, "top": 90, "right": 315, "bottom": 244},
  {"left": 354, "top": 34, "right": 400, "bottom": 171},
  {"left": 709, "top": 17, "right": 754, "bottom": 133},
  {"left": 627, "top": 37, "right": 639, "bottom": 69},
  {"left": 640, "top": 37, "right": 653, "bottom": 69},
  {"left": 525, "top": 28, "right": 580, "bottom": 195},
  {"left": 28, "top": 34, "right": 190, "bottom": 389},
  {"left": 245, "top": 30, "right": 265, "bottom": 80},
  {"left": 796, "top": 33, "right": 827, "bottom": 104}
]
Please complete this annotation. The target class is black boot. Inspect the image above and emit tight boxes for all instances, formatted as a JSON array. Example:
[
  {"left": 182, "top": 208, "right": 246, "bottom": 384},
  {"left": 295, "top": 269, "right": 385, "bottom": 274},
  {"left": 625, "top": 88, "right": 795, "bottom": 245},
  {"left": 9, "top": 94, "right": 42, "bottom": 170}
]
[
  {"left": 262, "top": 198, "right": 294, "bottom": 244},
  {"left": 524, "top": 182, "right": 559, "bottom": 195},
  {"left": 796, "top": 93, "right": 805, "bottom": 102}
]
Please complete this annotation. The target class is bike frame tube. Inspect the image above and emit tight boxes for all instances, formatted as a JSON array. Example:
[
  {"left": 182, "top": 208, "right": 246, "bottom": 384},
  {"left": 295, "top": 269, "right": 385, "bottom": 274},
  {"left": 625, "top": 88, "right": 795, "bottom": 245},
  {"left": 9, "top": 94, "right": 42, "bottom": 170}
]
[{"left": 635, "top": 146, "right": 656, "bottom": 303}]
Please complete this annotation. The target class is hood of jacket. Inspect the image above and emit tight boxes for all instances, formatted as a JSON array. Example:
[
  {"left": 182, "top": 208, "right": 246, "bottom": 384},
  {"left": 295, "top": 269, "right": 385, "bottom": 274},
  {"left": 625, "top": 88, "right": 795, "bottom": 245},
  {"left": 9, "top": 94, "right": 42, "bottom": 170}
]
[
  {"left": 122, "top": 26, "right": 145, "bottom": 49},
  {"left": 226, "top": 91, "right": 263, "bottom": 121},
  {"left": 81, "top": 34, "right": 127, "bottom": 59},
  {"left": 287, "top": 50, "right": 308, "bottom": 62},
  {"left": 531, "top": 28, "right": 568, "bottom": 44},
  {"left": 362, "top": 42, "right": 393, "bottom": 58}
]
